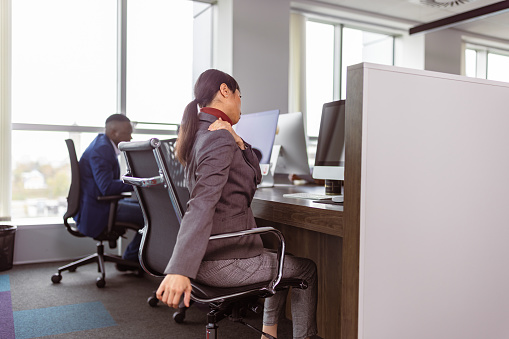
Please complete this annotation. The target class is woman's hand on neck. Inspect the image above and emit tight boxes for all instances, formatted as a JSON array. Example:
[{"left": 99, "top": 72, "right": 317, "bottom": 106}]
[{"left": 208, "top": 118, "right": 246, "bottom": 150}]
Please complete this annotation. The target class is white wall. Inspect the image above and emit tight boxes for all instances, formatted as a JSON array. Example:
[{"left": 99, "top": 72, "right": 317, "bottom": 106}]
[
  {"left": 349, "top": 63, "right": 509, "bottom": 339},
  {"left": 12, "top": 223, "right": 97, "bottom": 264},
  {"left": 213, "top": 0, "right": 233, "bottom": 75},
  {"left": 215, "top": 0, "right": 291, "bottom": 114},
  {"left": 11, "top": 222, "right": 135, "bottom": 265}
]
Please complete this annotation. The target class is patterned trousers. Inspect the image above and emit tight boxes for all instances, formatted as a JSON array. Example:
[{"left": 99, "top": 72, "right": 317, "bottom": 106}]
[{"left": 196, "top": 250, "right": 318, "bottom": 339}]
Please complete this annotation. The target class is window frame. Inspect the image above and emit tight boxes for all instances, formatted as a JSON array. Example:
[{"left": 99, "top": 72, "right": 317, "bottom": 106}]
[{"left": 464, "top": 43, "right": 509, "bottom": 80}]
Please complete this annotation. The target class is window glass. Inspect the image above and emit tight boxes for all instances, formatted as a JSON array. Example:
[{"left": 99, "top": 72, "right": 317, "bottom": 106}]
[
  {"left": 465, "top": 48, "right": 477, "bottom": 78},
  {"left": 487, "top": 52, "right": 509, "bottom": 82},
  {"left": 12, "top": 0, "right": 117, "bottom": 126},
  {"left": 126, "top": 0, "right": 194, "bottom": 124},
  {"left": 11, "top": 0, "right": 117, "bottom": 220},
  {"left": 306, "top": 21, "right": 334, "bottom": 137},
  {"left": 11, "top": 131, "right": 98, "bottom": 220},
  {"left": 341, "top": 27, "right": 393, "bottom": 98}
]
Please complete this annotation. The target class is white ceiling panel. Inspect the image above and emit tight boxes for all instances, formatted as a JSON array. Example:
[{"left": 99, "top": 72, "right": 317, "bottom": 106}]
[{"left": 303, "top": 0, "right": 509, "bottom": 42}]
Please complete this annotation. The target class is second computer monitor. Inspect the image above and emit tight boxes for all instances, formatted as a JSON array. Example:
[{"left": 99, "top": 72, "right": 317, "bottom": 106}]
[
  {"left": 312, "top": 100, "right": 346, "bottom": 181},
  {"left": 273, "top": 112, "right": 311, "bottom": 176},
  {"left": 234, "top": 109, "right": 280, "bottom": 164}
]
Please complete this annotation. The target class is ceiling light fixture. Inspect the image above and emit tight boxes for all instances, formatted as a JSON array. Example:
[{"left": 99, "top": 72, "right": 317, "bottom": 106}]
[{"left": 419, "top": 0, "right": 477, "bottom": 8}]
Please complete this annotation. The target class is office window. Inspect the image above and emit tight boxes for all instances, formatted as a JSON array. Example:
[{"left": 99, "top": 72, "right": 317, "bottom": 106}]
[
  {"left": 487, "top": 53, "right": 509, "bottom": 82},
  {"left": 12, "top": 0, "right": 117, "bottom": 126},
  {"left": 464, "top": 45, "right": 509, "bottom": 82},
  {"left": 306, "top": 21, "right": 334, "bottom": 138},
  {"left": 305, "top": 20, "right": 395, "bottom": 136},
  {"left": 126, "top": 0, "right": 194, "bottom": 124},
  {"left": 10, "top": 131, "right": 98, "bottom": 219}
]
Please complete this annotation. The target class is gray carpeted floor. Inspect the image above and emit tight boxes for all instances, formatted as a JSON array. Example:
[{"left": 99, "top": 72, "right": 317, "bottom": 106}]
[{"left": 6, "top": 260, "right": 298, "bottom": 339}]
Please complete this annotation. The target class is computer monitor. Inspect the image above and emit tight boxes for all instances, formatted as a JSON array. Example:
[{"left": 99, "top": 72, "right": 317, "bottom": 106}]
[
  {"left": 234, "top": 109, "right": 280, "bottom": 165},
  {"left": 312, "top": 100, "right": 346, "bottom": 182},
  {"left": 273, "top": 112, "right": 311, "bottom": 176}
]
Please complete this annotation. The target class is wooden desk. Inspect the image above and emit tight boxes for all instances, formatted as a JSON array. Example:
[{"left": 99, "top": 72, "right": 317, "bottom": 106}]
[{"left": 252, "top": 185, "right": 345, "bottom": 339}]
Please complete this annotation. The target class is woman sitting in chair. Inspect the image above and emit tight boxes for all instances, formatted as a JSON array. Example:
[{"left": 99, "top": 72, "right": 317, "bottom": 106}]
[{"left": 156, "top": 69, "right": 318, "bottom": 339}]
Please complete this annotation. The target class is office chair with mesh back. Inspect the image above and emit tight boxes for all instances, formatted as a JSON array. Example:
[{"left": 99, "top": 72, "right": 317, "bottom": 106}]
[
  {"left": 51, "top": 139, "right": 142, "bottom": 288},
  {"left": 119, "top": 138, "right": 307, "bottom": 339}
]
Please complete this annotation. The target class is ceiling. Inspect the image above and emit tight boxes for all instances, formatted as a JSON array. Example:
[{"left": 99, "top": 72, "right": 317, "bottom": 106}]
[{"left": 300, "top": 0, "right": 509, "bottom": 44}]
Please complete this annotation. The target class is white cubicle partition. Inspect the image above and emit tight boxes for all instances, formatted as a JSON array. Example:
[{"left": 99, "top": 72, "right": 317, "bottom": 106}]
[{"left": 348, "top": 63, "right": 509, "bottom": 339}]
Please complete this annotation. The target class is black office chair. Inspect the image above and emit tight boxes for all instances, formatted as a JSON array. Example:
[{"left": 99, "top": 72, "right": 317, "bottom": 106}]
[
  {"left": 119, "top": 138, "right": 307, "bottom": 339},
  {"left": 51, "top": 139, "right": 142, "bottom": 288}
]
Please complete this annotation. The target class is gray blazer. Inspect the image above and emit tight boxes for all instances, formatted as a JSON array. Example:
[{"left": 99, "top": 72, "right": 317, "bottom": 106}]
[{"left": 165, "top": 112, "right": 264, "bottom": 279}]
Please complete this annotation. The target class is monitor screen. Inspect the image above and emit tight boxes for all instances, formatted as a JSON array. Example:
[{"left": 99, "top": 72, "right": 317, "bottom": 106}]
[
  {"left": 312, "top": 100, "right": 346, "bottom": 181},
  {"left": 234, "top": 109, "right": 280, "bottom": 164},
  {"left": 273, "top": 112, "right": 310, "bottom": 176}
]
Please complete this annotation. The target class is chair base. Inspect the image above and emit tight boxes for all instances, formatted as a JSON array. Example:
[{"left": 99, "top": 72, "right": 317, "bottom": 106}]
[
  {"left": 204, "top": 298, "right": 276, "bottom": 339},
  {"left": 51, "top": 241, "right": 142, "bottom": 288}
]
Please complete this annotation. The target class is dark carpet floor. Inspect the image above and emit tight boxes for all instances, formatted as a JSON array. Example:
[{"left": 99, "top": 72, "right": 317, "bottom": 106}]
[{"left": 4, "top": 260, "right": 298, "bottom": 339}]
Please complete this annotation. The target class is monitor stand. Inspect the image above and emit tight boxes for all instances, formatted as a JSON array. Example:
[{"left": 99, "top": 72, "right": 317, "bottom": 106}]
[
  {"left": 258, "top": 172, "right": 274, "bottom": 188},
  {"left": 257, "top": 145, "right": 281, "bottom": 188}
]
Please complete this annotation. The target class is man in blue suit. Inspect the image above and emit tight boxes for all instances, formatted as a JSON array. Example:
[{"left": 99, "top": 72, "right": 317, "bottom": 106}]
[{"left": 74, "top": 114, "right": 143, "bottom": 267}]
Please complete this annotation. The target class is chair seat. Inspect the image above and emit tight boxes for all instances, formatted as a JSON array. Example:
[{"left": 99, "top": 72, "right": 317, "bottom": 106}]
[
  {"left": 93, "top": 221, "right": 139, "bottom": 243},
  {"left": 191, "top": 278, "right": 307, "bottom": 303}
]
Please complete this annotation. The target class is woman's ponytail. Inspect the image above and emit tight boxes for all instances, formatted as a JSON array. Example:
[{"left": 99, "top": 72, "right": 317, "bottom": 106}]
[{"left": 175, "top": 99, "right": 199, "bottom": 166}]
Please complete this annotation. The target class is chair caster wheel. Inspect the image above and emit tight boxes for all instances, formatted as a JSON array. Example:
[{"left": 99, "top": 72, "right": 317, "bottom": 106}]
[
  {"left": 96, "top": 277, "right": 106, "bottom": 288},
  {"left": 173, "top": 311, "right": 185, "bottom": 323},
  {"left": 148, "top": 296, "right": 159, "bottom": 307},
  {"left": 51, "top": 274, "right": 62, "bottom": 283}
]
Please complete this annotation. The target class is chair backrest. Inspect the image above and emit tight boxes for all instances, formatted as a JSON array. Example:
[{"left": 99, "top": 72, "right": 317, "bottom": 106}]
[
  {"left": 159, "top": 139, "right": 190, "bottom": 215},
  {"left": 63, "top": 139, "right": 85, "bottom": 237},
  {"left": 120, "top": 138, "right": 189, "bottom": 277}
]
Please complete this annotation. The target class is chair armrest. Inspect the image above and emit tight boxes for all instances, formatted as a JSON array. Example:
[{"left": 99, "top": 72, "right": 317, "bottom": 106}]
[
  {"left": 96, "top": 194, "right": 126, "bottom": 201},
  {"left": 122, "top": 174, "right": 164, "bottom": 188},
  {"left": 209, "top": 226, "right": 286, "bottom": 295}
]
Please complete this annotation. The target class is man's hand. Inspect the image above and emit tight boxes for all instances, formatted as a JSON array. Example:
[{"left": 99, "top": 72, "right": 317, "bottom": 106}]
[
  {"left": 156, "top": 274, "right": 192, "bottom": 308},
  {"left": 208, "top": 118, "right": 245, "bottom": 150}
]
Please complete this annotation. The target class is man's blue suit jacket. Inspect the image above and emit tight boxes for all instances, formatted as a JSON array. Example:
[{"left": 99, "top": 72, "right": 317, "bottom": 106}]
[{"left": 74, "top": 133, "right": 133, "bottom": 238}]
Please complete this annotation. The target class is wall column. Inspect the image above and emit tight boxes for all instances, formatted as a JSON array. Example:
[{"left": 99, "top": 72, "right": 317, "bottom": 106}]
[
  {"left": 289, "top": 12, "right": 307, "bottom": 117},
  {"left": 0, "top": 0, "right": 12, "bottom": 221},
  {"left": 424, "top": 28, "right": 463, "bottom": 75},
  {"left": 214, "top": 0, "right": 291, "bottom": 114}
]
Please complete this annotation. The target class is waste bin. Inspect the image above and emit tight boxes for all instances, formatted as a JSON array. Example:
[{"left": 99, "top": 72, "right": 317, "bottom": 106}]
[{"left": 0, "top": 225, "right": 17, "bottom": 271}]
